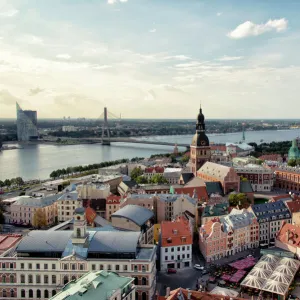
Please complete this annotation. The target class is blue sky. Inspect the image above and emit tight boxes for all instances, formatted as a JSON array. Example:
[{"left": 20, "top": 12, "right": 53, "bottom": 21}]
[{"left": 0, "top": 0, "right": 299, "bottom": 119}]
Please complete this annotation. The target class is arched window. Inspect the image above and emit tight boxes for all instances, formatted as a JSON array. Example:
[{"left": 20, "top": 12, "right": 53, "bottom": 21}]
[
  {"left": 21, "top": 274, "right": 25, "bottom": 283},
  {"left": 52, "top": 290, "right": 56, "bottom": 297},
  {"left": 10, "top": 275, "right": 14, "bottom": 283},
  {"left": 10, "top": 289, "right": 14, "bottom": 298},
  {"left": 71, "top": 275, "right": 76, "bottom": 281},
  {"left": 77, "top": 228, "right": 81, "bottom": 237},
  {"left": 29, "top": 289, "right": 33, "bottom": 298},
  {"left": 134, "top": 277, "right": 138, "bottom": 285},
  {"left": 64, "top": 275, "right": 68, "bottom": 285},
  {"left": 142, "top": 277, "right": 147, "bottom": 285},
  {"left": 142, "top": 292, "right": 147, "bottom": 300},
  {"left": 44, "top": 275, "right": 49, "bottom": 284},
  {"left": 36, "top": 290, "right": 41, "bottom": 298},
  {"left": 2, "top": 275, "right": 6, "bottom": 283},
  {"left": 3, "top": 290, "right": 7, "bottom": 298},
  {"left": 28, "top": 274, "right": 33, "bottom": 283},
  {"left": 21, "top": 290, "right": 25, "bottom": 298},
  {"left": 44, "top": 290, "right": 49, "bottom": 298}
]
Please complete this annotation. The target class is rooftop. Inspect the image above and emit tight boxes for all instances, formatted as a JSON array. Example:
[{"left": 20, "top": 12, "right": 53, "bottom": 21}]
[
  {"left": 202, "top": 203, "right": 229, "bottom": 218},
  {"left": 222, "top": 209, "right": 256, "bottom": 231},
  {"left": 276, "top": 223, "right": 300, "bottom": 248},
  {"left": 58, "top": 191, "right": 79, "bottom": 201},
  {"left": 0, "top": 234, "right": 22, "bottom": 254},
  {"left": 285, "top": 199, "right": 300, "bottom": 213},
  {"left": 111, "top": 205, "right": 154, "bottom": 226},
  {"left": 50, "top": 271, "right": 134, "bottom": 300},
  {"left": 240, "top": 181, "right": 254, "bottom": 193},
  {"left": 11, "top": 194, "right": 60, "bottom": 208},
  {"left": 205, "top": 181, "right": 224, "bottom": 196},
  {"left": 198, "top": 162, "right": 233, "bottom": 180},
  {"left": 161, "top": 217, "right": 192, "bottom": 247}
]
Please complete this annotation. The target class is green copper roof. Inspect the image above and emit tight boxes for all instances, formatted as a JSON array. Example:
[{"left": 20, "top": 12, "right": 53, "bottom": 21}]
[
  {"left": 288, "top": 139, "right": 300, "bottom": 160},
  {"left": 50, "top": 271, "right": 134, "bottom": 300},
  {"left": 202, "top": 202, "right": 229, "bottom": 217}
]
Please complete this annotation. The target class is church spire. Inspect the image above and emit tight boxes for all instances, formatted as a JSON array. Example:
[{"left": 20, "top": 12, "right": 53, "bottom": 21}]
[{"left": 196, "top": 105, "right": 205, "bottom": 131}]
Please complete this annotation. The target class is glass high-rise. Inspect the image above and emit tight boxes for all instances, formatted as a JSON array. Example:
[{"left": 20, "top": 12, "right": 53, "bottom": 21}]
[{"left": 16, "top": 102, "right": 38, "bottom": 141}]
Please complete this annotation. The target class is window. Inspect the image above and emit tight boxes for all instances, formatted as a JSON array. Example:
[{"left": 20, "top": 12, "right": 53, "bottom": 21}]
[
  {"left": 134, "top": 265, "right": 138, "bottom": 271},
  {"left": 52, "top": 275, "right": 56, "bottom": 284},
  {"left": 71, "top": 275, "right": 76, "bottom": 281},
  {"left": 108, "top": 265, "right": 112, "bottom": 270},
  {"left": 171, "top": 248, "right": 174, "bottom": 252},
  {"left": 171, "top": 256, "right": 174, "bottom": 260},
  {"left": 44, "top": 290, "right": 49, "bottom": 298},
  {"left": 10, "top": 263, "right": 13, "bottom": 269},
  {"left": 2, "top": 275, "right": 6, "bottom": 283},
  {"left": 2, "top": 263, "right": 5, "bottom": 268},
  {"left": 44, "top": 275, "right": 49, "bottom": 284},
  {"left": 123, "top": 265, "right": 128, "bottom": 271},
  {"left": 92, "top": 264, "right": 96, "bottom": 271},
  {"left": 3, "top": 290, "right": 6, "bottom": 298},
  {"left": 182, "top": 246, "right": 185, "bottom": 251},
  {"left": 77, "top": 228, "right": 81, "bottom": 237},
  {"left": 28, "top": 275, "right": 33, "bottom": 284},
  {"left": 36, "top": 263, "right": 40, "bottom": 270},
  {"left": 36, "top": 275, "right": 41, "bottom": 284},
  {"left": 21, "top": 274, "right": 25, "bottom": 283},
  {"left": 116, "top": 265, "right": 119, "bottom": 271},
  {"left": 79, "top": 264, "right": 84, "bottom": 270},
  {"left": 187, "top": 254, "right": 190, "bottom": 258},
  {"left": 37, "top": 290, "right": 41, "bottom": 298},
  {"left": 142, "top": 277, "right": 147, "bottom": 285},
  {"left": 44, "top": 264, "right": 48, "bottom": 270},
  {"left": 142, "top": 265, "right": 146, "bottom": 272},
  {"left": 177, "top": 247, "right": 180, "bottom": 251},
  {"left": 63, "top": 276, "right": 68, "bottom": 285},
  {"left": 72, "top": 264, "right": 76, "bottom": 270},
  {"left": 10, "top": 290, "right": 14, "bottom": 298},
  {"left": 21, "top": 290, "right": 25, "bottom": 298},
  {"left": 165, "top": 248, "right": 168, "bottom": 253},
  {"left": 10, "top": 274, "right": 14, "bottom": 283},
  {"left": 52, "top": 264, "right": 56, "bottom": 270},
  {"left": 165, "top": 256, "right": 168, "bottom": 260},
  {"left": 29, "top": 289, "right": 33, "bottom": 298},
  {"left": 20, "top": 263, "right": 24, "bottom": 270},
  {"left": 64, "top": 264, "right": 68, "bottom": 270},
  {"left": 52, "top": 290, "right": 56, "bottom": 297}
]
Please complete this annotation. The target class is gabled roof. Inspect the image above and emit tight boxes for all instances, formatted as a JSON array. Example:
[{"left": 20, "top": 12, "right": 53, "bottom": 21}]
[
  {"left": 180, "top": 172, "right": 194, "bottom": 184},
  {"left": 12, "top": 194, "right": 61, "bottom": 208},
  {"left": 205, "top": 182, "right": 224, "bottom": 196},
  {"left": 198, "top": 162, "right": 233, "bottom": 180},
  {"left": 285, "top": 199, "right": 300, "bottom": 213},
  {"left": 276, "top": 223, "right": 300, "bottom": 248},
  {"left": 185, "top": 177, "right": 206, "bottom": 187},
  {"left": 222, "top": 209, "right": 255, "bottom": 230},
  {"left": 111, "top": 205, "right": 153, "bottom": 226},
  {"left": 174, "top": 186, "right": 208, "bottom": 200},
  {"left": 58, "top": 191, "right": 79, "bottom": 201}
]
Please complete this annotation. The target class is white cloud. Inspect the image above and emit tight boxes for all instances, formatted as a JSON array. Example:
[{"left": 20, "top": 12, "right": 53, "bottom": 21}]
[
  {"left": 92, "top": 64, "right": 112, "bottom": 70},
  {"left": 107, "top": 0, "right": 128, "bottom": 4},
  {"left": 149, "top": 28, "right": 156, "bottom": 33},
  {"left": 119, "top": 0, "right": 128, "bottom": 2},
  {"left": 218, "top": 56, "right": 244, "bottom": 61},
  {"left": 228, "top": 18, "right": 288, "bottom": 39},
  {"left": 0, "top": 9, "right": 19, "bottom": 17},
  {"left": 164, "top": 55, "right": 191, "bottom": 61},
  {"left": 18, "top": 35, "right": 44, "bottom": 45},
  {"left": 56, "top": 54, "right": 71, "bottom": 60},
  {"left": 217, "top": 12, "right": 222, "bottom": 17}
]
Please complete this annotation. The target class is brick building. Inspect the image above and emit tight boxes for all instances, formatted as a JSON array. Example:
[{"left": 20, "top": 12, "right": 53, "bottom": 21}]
[{"left": 275, "top": 166, "right": 300, "bottom": 193}]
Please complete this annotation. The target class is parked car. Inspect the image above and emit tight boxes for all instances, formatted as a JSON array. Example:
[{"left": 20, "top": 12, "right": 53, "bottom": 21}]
[
  {"left": 194, "top": 264, "right": 204, "bottom": 270},
  {"left": 167, "top": 268, "right": 177, "bottom": 274}
]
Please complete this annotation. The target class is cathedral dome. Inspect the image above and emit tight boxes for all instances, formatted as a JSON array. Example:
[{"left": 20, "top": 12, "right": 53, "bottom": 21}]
[{"left": 191, "top": 131, "right": 209, "bottom": 147}]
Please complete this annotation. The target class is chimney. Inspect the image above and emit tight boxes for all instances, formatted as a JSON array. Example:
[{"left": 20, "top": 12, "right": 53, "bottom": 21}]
[{"left": 166, "top": 287, "right": 170, "bottom": 297}]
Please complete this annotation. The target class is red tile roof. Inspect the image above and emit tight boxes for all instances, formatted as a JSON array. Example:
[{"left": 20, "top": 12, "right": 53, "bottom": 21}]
[
  {"left": 277, "top": 223, "right": 300, "bottom": 247},
  {"left": 106, "top": 195, "right": 121, "bottom": 204},
  {"left": 145, "top": 166, "right": 164, "bottom": 174},
  {"left": 174, "top": 186, "right": 208, "bottom": 200},
  {"left": 161, "top": 217, "right": 192, "bottom": 247},
  {"left": 259, "top": 154, "right": 281, "bottom": 161},
  {"left": 0, "top": 234, "right": 22, "bottom": 254},
  {"left": 285, "top": 199, "right": 300, "bottom": 213}
]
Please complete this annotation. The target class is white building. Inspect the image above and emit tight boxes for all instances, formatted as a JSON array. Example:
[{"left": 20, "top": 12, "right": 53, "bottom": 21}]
[
  {"left": 77, "top": 183, "right": 110, "bottom": 199},
  {"left": 160, "top": 217, "right": 192, "bottom": 271},
  {"left": 62, "top": 126, "right": 77, "bottom": 132},
  {"left": 57, "top": 190, "right": 82, "bottom": 222},
  {"left": 163, "top": 168, "right": 182, "bottom": 185},
  {"left": 0, "top": 209, "right": 157, "bottom": 300}
]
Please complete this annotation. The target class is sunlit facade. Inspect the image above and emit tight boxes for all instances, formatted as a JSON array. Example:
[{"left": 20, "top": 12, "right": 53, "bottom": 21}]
[{"left": 16, "top": 102, "right": 38, "bottom": 141}]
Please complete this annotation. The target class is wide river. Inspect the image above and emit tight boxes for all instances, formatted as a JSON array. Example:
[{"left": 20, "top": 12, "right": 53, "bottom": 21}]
[{"left": 0, "top": 130, "right": 299, "bottom": 181}]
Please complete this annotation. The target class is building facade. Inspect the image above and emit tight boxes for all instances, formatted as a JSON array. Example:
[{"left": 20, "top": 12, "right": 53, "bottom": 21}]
[
  {"left": 160, "top": 217, "right": 192, "bottom": 271},
  {"left": 0, "top": 210, "right": 157, "bottom": 300},
  {"left": 16, "top": 102, "right": 38, "bottom": 141},
  {"left": 106, "top": 195, "right": 121, "bottom": 221},
  {"left": 275, "top": 166, "right": 300, "bottom": 193},
  {"left": 77, "top": 183, "right": 110, "bottom": 200},
  {"left": 285, "top": 199, "right": 300, "bottom": 225},
  {"left": 250, "top": 200, "right": 292, "bottom": 246},
  {"left": 57, "top": 191, "right": 81, "bottom": 222},
  {"left": 163, "top": 168, "right": 182, "bottom": 185},
  {"left": 197, "top": 162, "right": 240, "bottom": 194},
  {"left": 235, "top": 164, "right": 274, "bottom": 192},
  {"left": 144, "top": 167, "right": 164, "bottom": 181},
  {"left": 189, "top": 107, "right": 211, "bottom": 176}
]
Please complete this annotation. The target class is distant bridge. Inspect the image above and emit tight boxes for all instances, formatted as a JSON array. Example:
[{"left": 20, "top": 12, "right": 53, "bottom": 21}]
[{"left": 86, "top": 137, "right": 190, "bottom": 149}]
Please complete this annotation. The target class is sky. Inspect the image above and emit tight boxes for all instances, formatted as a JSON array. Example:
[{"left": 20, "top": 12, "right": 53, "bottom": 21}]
[{"left": 0, "top": 0, "right": 300, "bottom": 119}]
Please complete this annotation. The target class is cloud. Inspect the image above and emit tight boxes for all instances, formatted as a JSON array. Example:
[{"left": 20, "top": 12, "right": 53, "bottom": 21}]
[
  {"left": 217, "top": 12, "right": 222, "bottom": 17},
  {"left": 228, "top": 18, "right": 288, "bottom": 39},
  {"left": 56, "top": 53, "right": 71, "bottom": 60},
  {"left": 0, "top": 9, "right": 19, "bottom": 17},
  {"left": 29, "top": 87, "right": 44, "bottom": 96},
  {"left": 217, "top": 56, "right": 244, "bottom": 61},
  {"left": 159, "top": 84, "right": 185, "bottom": 93},
  {"left": 144, "top": 90, "right": 156, "bottom": 101},
  {"left": 92, "top": 64, "right": 112, "bottom": 70},
  {"left": 164, "top": 55, "right": 191, "bottom": 61},
  {"left": 18, "top": 35, "right": 44, "bottom": 45},
  {"left": 149, "top": 28, "right": 156, "bottom": 33},
  {"left": 107, "top": 0, "right": 128, "bottom": 4},
  {"left": 0, "top": 90, "right": 22, "bottom": 106}
]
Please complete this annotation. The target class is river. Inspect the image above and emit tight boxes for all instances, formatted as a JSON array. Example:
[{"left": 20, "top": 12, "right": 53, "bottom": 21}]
[{"left": 0, "top": 129, "right": 299, "bottom": 181}]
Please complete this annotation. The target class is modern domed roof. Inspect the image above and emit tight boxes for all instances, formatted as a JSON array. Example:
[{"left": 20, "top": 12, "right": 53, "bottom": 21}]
[{"left": 191, "top": 131, "right": 209, "bottom": 147}]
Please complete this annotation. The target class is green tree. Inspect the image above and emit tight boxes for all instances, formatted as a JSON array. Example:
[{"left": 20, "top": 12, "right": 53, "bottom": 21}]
[
  {"left": 131, "top": 167, "right": 143, "bottom": 180},
  {"left": 50, "top": 170, "right": 58, "bottom": 179},
  {"left": 150, "top": 174, "right": 168, "bottom": 184},
  {"left": 32, "top": 208, "right": 47, "bottom": 228},
  {"left": 4, "top": 179, "right": 11, "bottom": 187},
  {"left": 180, "top": 155, "right": 190, "bottom": 164},
  {"left": 15, "top": 177, "right": 24, "bottom": 186},
  {"left": 229, "top": 193, "right": 249, "bottom": 207},
  {"left": 228, "top": 194, "right": 238, "bottom": 206},
  {"left": 136, "top": 176, "right": 148, "bottom": 184},
  {"left": 288, "top": 159, "right": 297, "bottom": 167},
  {"left": 0, "top": 180, "right": 4, "bottom": 187},
  {"left": 240, "top": 176, "right": 248, "bottom": 182}
]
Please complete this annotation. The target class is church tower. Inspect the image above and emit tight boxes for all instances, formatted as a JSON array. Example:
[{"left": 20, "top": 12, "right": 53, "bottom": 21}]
[
  {"left": 72, "top": 207, "right": 88, "bottom": 245},
  {"left": 190, "top": 106, "right": 211, "bottom": 175}
]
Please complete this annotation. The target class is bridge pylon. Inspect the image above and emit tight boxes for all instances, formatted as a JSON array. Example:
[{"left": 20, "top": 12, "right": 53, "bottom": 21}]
[{"left": 101, "top": 107, "right": 110, "bottom": 145}]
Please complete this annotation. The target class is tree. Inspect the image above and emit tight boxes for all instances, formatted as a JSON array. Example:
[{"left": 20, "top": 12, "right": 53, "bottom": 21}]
[
  {"left": 130, "top": 167, "right": 143, "bottom": 180},
  {"left": 0, "top": 180, "right": 4, "bottom": 187},
  {"left": 50, "top": 170, "right": 58, "bottom": 179},
  {"left": 240, "top": 176, "right": 248, "bottom": 182},
  {"left": 136, "top": 176, "right": 148, "bottom": 184},
  {"left": 32, "top": 209, "right": 47, "bottom": 228},
  {"left": 229, "top": 193, "right": 249, "bottom": 207},
  {"left": 3, "top": 179, "right": 11, "bottom": 187},
  {"left": 15, "top": 177, "right": 24, "bottom": 186},
  {"left": 150, "top": 174, "right": 168, "bottom": 184},
  {"left": 288, "top": 159, "right": 297, "bottom": 167},
  {"left": 180, "top": 155, "right": 190, "bottom": 164}
]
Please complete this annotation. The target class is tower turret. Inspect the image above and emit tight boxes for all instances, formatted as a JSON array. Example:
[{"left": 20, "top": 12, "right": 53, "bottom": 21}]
[{"left": 72, "top": 207, "right": 88, "bottom": 245}]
